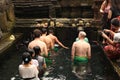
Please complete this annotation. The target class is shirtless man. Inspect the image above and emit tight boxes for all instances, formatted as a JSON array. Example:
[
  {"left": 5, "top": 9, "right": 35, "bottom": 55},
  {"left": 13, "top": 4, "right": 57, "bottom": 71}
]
[
  {"left": 71, "top": 31, "right": 91, "bottom": 75},
  {"left": 71, "top": 31, "right": 91, "bottom": 62},
  {"left": 47, "top": 29, "right": 68, "bottom": 49},
  {"left": 40, "top": 28, "right": 53, "bottom": 50},
  {"left": 28, "top": 29, "right": 48, "bottom": 57}
]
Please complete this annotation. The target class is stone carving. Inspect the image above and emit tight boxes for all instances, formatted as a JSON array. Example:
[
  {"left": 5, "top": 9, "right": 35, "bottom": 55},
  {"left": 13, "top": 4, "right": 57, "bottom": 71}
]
[{"left": 0, "top": 0, "right": 15, "bottom": 32}]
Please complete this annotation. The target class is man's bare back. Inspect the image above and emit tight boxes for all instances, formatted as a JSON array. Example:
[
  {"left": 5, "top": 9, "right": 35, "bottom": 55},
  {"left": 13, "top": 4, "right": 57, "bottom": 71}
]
[
  {"left": 72, "top": 40, "right": 90, "bottom": 57},
  {"left": 40, "top": 35, "right": 53, "bottom": 50},
  {"left": 28, "top": 29, "right": 48, "bottom": 57},
  {"left": 71, "top": 31, "right": 91, "bottom": 61}
]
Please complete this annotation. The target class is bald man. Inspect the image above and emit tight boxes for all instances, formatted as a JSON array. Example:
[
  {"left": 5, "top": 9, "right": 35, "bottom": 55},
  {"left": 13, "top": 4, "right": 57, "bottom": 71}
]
[
  {"left": 71, "top": 31, "right": 91, "bottom": 75},
  {"left": 71, "top": 31, "right": 91, "bottom": 63}
]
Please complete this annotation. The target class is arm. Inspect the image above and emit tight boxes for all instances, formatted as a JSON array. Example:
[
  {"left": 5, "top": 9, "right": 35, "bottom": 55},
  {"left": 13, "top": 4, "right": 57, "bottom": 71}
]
[
  {"left": 104, "top": 29, "right": 115, "bottom": 37},
  {"left": 102, "top": 32, "right": 114, "bottom": 45},
  {"left": 55, "top": 37, "right": 69, "bottom": 49},
  {"left": 108, "top": 10, "right": 112, "bottom": 19},
  {"left": 87, "top": 44, "right": 91, "bottom": 59},
  {"left": 50, "top": 41, "right": 54, "bottom": 50},
  {"left": 71, "top": 43, "right": 75, "bottom": 62},
  {"left": 44, "top": 43, "right": 48, "bottom": 57},
  {"left": 100, "top": 1, "right": 106, "bottom": 13}
]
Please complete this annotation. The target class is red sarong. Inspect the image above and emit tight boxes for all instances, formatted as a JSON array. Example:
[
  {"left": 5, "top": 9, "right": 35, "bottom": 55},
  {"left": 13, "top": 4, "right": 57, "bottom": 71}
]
[{"left": 104, "top": 43, "right": 120, "bottom": 59}]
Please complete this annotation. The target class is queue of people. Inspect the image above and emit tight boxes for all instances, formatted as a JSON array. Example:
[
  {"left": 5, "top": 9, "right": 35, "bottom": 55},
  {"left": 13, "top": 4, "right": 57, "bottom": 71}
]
[
  {"left": 18, "top": 27, "right": 69, "bottom": 79},
  {"left": 18, "top": 18, "right": 120, "bottom": 79},
  {"left": 18, "top": 19, "right": 120, "bottom": 79},
  {"left": 18, "top": 0, "right": 120, "bottom": 79}
]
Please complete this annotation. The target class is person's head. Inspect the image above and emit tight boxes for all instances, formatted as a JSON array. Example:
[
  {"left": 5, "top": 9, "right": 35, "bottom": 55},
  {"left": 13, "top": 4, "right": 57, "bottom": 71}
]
[
  {"left": 41, "top": 28, "right": 47, "bottom": 34},
  {"left": 48, "top": 28, "right": 54, "bottom": 34},
  {"left": 33, "top": 29, "right": 42, "bottom": 38},
  {"left": 27, "top": 49, "right": 35, "bottom": 58},
  {"left": 33, "top": 46, "right": 41, "bottom": 56},
  {"left": 22, "top": 52, "right": 32, "bottom": 64},
  {"left": 111, "top": 18, "right": 120, "bottom": 31},
  {"left": 78, "top": 31, "right": 86, "bottom": 39}
]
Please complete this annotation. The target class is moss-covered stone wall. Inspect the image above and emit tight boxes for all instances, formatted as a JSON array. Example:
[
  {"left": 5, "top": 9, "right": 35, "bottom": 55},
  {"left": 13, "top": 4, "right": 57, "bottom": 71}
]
[{"left": 0, "top": 0, "right": 15, "bottom": 32}]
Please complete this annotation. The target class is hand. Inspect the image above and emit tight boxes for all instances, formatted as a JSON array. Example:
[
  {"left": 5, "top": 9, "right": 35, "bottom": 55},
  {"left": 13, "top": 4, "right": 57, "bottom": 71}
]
[
  {"left": 103, "top": 29, "right": 110, "bottom": 33},
  {"left": 100, "top": 9, "right": 104, "bottom": 14},
  {"left": 64, "top": 47, "right": 69, "bottom": 49}
]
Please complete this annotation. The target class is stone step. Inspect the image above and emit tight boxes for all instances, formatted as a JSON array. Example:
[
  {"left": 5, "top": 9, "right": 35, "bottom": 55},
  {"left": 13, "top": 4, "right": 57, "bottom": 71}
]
[
  {"left": 0, "top": 33, "right": 11, "bottom": 42},
  {"left": 14, "top": 2, "right": 52, "bottom": 5}
]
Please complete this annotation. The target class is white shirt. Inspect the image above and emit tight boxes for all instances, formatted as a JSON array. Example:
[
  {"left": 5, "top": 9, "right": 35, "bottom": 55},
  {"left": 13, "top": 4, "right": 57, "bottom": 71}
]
[
  {"left": 19, "top": 64, "right": 39, "bottom": 80},
  {"left": 32, "top": 59, "right": 39, "bottom": 67},
  {"left": 114, "top": 33, "right": 120, "bottom": 43}
]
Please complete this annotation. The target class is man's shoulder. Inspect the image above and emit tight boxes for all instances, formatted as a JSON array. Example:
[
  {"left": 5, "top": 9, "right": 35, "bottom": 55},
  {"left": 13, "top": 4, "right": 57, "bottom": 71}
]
[{"left": 75, "top": 40, "right": 90, "bottom": 45}]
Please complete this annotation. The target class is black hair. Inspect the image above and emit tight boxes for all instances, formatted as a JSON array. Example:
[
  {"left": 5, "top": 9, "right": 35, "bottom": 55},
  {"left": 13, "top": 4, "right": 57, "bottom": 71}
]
[
  {"left": 22, "top": 52, "right": 32, "bottom": 64},
  {"left": 33, "top": 29, "right": 42, "bottom": 38},
  {"left": 33, "top": 46, "right": 41, "bottom": 56},
  {"left": 41, "top": 27, "right": 47, "bottom": 34},
  {"left": 111, "top": 18, "right": 120, "bottom": 27},
  {"left": 27, "top": 49, "right": 35, "bottom": 58},
  {"left": 48, "top": 28, "right": 54, "bottom": 34}
]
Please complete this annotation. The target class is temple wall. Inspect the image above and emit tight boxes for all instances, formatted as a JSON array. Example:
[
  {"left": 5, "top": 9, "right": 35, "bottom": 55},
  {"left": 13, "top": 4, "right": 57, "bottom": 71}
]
[
  {"left": 58, "top": 0, "right": 94, "bottom": 18},
  {"left": 11, "top": 0, "right": 103, "bottom": 19},
  {"left": 0, "top": 0, "right": 15, "bottom": 32}
]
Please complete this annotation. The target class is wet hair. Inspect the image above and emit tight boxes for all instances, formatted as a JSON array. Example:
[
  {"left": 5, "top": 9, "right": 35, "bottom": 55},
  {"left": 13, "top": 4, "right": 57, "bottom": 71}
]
[
  {"left": 41, "top": 28, "right": 47, "bottom": 34},
  {"left": 111, "top": 18, "right": 120, "bottom": 27},
  {"left": 33, "top": 46, "right": 41, "bottom": 56},
  {"left": 22, "top": 52, "right": 32, "bottom": 64},
  {"left": 33, "top": 29, "right": 42, "bottom": 38},
  {"left": 48, "top": 28, "right": 54, "bottom": 34},
  {"left": 27, "top": 49, "right": 35, "bottom": 57}
]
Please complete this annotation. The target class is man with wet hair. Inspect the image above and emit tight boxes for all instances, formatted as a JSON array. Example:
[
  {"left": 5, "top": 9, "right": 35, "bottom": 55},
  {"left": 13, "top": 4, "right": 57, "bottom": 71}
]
[
  {"left": 47, "top": 28, "right": 69, "bottom": 50},
  {"left": 28, "top": 29, "right": 48, "bottom": 57},
  {"left": 40, "top": 28, "right": 53, "bottom": 51}
]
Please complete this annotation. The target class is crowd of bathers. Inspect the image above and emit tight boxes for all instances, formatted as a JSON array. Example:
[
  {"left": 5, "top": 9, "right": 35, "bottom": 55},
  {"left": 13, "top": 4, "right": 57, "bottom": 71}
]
[
  {"left": 18, "top": 27, "right": 69, "bottom": 80},
  {"left": 18, "top": 0, "right": 120, "bottom": 79}
]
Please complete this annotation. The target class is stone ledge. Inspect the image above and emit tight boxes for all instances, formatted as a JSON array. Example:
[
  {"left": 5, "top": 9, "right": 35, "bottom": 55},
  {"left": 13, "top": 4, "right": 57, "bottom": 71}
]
[{"left": 0, "top": 33, "right": 23, "bottom": 55}]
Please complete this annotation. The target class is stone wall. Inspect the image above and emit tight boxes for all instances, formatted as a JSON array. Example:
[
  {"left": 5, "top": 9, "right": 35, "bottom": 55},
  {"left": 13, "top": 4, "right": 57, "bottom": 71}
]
[
  {"left": 57, "top": 0, "right": 94, "bottom": 18},
  {"left": 0, "top": 0, "right": 15, "bottom": 32},
  {"left": 59, "top": 0, "right": 93, "bottom": 7}
]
